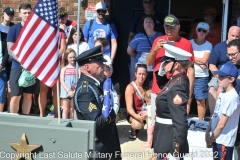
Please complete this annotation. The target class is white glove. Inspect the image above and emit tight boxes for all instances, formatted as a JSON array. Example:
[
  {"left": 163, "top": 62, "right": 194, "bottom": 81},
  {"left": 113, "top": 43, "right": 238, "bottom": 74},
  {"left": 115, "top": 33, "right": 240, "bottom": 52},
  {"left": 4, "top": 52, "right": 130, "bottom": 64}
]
[{"left": 158, "top": 61, "right": 166, "bottom": 76}]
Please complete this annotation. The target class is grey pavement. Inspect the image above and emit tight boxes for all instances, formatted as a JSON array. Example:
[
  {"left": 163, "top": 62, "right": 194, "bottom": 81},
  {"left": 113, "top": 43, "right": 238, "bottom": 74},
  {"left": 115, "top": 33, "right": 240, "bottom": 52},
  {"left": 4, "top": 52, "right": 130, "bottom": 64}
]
[{"left": 116, "top": 109, "right": 154, "bottom": 160}]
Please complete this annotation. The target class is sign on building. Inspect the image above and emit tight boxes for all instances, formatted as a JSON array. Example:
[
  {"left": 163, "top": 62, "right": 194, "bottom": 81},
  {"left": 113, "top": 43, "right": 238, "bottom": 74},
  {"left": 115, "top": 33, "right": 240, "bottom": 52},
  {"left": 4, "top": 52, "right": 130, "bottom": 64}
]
[{"left": 85, "top": 4, "right": 96, "bottom": 20}]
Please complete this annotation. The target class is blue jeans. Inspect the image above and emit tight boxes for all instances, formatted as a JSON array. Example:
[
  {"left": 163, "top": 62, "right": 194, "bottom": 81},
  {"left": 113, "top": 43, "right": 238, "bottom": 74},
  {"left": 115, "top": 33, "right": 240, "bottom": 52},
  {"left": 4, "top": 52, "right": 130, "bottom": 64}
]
[{"left": 213, "top": 142, "right": 233, "bottom": 160}]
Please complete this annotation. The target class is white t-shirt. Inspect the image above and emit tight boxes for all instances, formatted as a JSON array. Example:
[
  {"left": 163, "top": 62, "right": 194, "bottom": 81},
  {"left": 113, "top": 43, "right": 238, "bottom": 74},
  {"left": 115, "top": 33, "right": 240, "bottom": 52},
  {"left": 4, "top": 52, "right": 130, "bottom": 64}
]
[
  {"left": 67, "top": 42, "right": 90, "bottom": 55},
  {"left": 190, "top": 39, "right": 212, "bottom": 77},
  {"left": 211, "top": 88, "right": 240, "bottom": 147}
]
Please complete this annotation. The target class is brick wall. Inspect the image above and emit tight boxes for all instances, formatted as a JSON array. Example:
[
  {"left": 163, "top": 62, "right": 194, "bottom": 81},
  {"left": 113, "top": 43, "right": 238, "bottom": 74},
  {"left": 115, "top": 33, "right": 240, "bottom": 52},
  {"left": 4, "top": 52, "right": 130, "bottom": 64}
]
[
  {"left": 0, "top": 0, "right": 108, "bottom": 26},
  {"left": 231, "top": 0, "right": 240, "bottom": 25}
]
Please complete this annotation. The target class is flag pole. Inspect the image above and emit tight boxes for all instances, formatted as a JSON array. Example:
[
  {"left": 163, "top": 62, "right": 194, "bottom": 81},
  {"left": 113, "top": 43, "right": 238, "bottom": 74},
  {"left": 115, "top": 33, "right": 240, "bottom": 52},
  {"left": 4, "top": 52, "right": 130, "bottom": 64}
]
[
  {"left": 57, "top": 80, "right": 61, "bottom": 123},
  {"left": 74, "top": 0, "right": 82, "bottom": 120}
]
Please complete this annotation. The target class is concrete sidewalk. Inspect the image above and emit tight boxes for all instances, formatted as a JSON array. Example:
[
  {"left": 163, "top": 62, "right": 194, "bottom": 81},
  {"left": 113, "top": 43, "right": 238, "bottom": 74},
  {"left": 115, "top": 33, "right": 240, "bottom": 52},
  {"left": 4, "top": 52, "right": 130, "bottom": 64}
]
[{"left": 116, "top": 109, "right": 154, "bottom": 160}]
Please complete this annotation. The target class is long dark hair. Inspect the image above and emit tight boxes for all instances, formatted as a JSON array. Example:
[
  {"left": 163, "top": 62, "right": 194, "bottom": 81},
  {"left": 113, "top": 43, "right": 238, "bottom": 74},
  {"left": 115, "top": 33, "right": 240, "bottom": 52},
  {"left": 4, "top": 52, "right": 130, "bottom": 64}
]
[
  {"left": 133, "top": 64, "right": 149, "bottom": 90},
  {"left": 140, "top": 15, "right": 156, "bottom": 34},
  {"left": 66, "top": 26, "right": 85, "bottom": 47}
]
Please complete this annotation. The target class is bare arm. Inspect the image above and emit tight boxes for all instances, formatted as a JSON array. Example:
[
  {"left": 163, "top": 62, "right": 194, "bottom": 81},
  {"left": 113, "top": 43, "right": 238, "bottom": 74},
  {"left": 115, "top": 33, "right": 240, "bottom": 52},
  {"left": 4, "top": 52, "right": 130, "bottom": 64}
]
[
  {"left": 110, "top": 38, "right": 117, "bottom": 61},
  {"left": 210, "top": 114, "right": 229, "bottom": 140},
  {"left": 125, "top": 84, "right": 141, "bottom": 121},
  {"left": 60, "top": 67, "right": 74, "bottom": 97},
  {"left": 128, "top": 32, "right": 135, "bottom": 45},
  {"left": 59, "top": 38, "right": 66, "bottom": 57},
  {"left": 7, "top": 42, "right": 19, "bottom": 62},
  {"left": 146, "top": 39, "right": 165, "bottom": 66},
  {"left": 209, "top": 64, "right": 218, "bottom": 77},
  {"left": 194, "top": 52, "right": 210, "bottom": 64},
  {"left": 127, "top": 46, "right": 136, "bottom": 58}
]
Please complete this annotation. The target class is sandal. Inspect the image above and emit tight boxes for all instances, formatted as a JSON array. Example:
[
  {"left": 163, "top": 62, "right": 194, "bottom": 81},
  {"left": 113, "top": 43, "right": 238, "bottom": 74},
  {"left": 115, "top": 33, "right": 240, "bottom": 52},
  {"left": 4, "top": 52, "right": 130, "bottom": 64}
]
[{"left": 129, "top": 128, "right": 139, "bottom": 139}]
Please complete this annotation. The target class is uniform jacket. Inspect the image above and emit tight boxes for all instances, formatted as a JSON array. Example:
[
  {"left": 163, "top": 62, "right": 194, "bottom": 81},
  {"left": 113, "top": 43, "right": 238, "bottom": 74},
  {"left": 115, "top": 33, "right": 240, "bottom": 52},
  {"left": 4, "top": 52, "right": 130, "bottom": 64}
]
[
  {"left": 74, "top": 73, "right": 121, "bottom": 160},
  {"left": 153, "top": 73, "right": 189, "bottom": 157}
]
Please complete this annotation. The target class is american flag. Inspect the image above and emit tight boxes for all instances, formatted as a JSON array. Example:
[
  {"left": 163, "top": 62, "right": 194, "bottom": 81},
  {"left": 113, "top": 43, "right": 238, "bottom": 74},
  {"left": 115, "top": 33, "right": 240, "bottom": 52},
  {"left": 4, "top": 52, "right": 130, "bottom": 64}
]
[
  {"left": 11, "top": 0, "right": 59, "bottom": 87},
  {"left": 102, "top": 77, "right": 113, "bottom": 118}
]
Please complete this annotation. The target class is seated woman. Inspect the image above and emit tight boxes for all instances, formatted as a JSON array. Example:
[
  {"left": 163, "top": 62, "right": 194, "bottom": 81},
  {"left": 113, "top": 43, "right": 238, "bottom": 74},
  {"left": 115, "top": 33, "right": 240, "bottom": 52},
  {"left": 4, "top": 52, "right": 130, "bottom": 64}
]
[{"left": 125, "top": 64, "right": 148, "bottom": 139}]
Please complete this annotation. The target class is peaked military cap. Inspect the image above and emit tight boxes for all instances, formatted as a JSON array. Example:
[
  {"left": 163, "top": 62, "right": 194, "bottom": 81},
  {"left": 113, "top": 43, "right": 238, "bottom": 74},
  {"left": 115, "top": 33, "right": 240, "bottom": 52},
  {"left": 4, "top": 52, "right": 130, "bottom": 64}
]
[
  {"left": 161, "top": 44, "right": 192, "bottom": 61},
  {"left": 75, "top": 46, "right": 107, "bottom": 65}
]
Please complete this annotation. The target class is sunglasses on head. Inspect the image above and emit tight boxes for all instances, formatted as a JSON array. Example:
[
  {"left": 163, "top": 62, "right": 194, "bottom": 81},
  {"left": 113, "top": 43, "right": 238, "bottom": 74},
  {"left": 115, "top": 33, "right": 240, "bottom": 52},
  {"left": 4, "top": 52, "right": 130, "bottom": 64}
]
[
  {"left": 136, "top": 63, "right": 147, "bottom": 68},
  {"left": 143, "top": 0, "right": 153, "bottom": 4},
  {"left": 197, "top": 28, "right": 207, "bottom": 33},
  {"left": 97, "top": 10, "right": 106, "bottom": 14}
]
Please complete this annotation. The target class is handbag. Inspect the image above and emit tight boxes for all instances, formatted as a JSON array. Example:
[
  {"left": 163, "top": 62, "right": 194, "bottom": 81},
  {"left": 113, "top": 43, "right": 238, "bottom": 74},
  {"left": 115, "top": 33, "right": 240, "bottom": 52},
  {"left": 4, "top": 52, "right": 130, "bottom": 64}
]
[{"left": 18, "top": 69, "right": 36, "bottom": 87}]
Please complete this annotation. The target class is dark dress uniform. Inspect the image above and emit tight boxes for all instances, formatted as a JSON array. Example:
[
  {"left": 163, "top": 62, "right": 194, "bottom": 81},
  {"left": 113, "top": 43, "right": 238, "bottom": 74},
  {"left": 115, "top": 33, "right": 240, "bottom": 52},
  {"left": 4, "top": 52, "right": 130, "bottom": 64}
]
[
  {"left": 74, "top": 46, "right": 121, "bottom": 160},
  {"left": 153, "top": 73, "right": 189, "bottom": 158}
]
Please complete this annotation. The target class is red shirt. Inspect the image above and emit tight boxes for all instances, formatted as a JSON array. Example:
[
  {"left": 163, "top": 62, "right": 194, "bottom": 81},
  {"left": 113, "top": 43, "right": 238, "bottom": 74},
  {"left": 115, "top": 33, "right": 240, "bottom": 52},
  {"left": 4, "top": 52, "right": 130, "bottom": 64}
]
[{"left": 151, "top": 35, "right": 195, "bottom": 94}]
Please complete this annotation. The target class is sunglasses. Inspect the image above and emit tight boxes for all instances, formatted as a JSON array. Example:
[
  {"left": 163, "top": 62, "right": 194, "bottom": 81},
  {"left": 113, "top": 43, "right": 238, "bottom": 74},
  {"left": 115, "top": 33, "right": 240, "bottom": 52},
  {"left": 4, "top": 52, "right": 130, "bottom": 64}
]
[
  {"left": 143, "top": 0, "right": 153, "bottom": 4},
  {"left": 136, "top": 63, "right": 147, "bottom": 68},
  {"left": 197, "top": 28, "right": 207, "bottom": 33},
  {"left": 97, "top": 10, "right": 106, "bottom": 14}
]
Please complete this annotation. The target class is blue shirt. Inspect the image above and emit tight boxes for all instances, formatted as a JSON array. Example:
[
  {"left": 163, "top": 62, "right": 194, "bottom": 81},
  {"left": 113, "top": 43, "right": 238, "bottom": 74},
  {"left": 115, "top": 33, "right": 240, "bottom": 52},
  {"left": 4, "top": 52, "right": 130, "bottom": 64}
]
[
  {"left": 235, "top": 65, "right": 240, "bottom": 95},
  {"left": 208, "top": 41, "right": 229, "bottom": 70},
  {"left": 6, "top": 23, "right": 23, "bottom": 69},
  {"left": 83, "top": 19, "right": 118, "bottom": 57},
  {"left": 129, "top": 32, "right": 163, "bottom": 62}
]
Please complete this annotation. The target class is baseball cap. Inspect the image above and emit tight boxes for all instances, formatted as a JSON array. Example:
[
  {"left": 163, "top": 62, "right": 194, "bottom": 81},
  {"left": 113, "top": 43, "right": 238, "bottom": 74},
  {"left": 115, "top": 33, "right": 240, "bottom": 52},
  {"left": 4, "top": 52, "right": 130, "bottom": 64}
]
[
  {"left": 196, "top": 22, "right": 209, "bottom": 31},
  {"left": 75, "top": 46, "right": 107, "bottom": 66},
  {"left": 215, "top": 62, "right": 238, "bottom": 78},
  {"left": 4, "top": 7, "right": 14, "bottom": 15},
  {"left": 203, "top": 6, "right": 217, "bottom": 14},
  {"left": 164, "top": 14, "right": 179, "bottom": 26},
  {"left": 95, "top": 2, "right": 106, "bottom": 10}
]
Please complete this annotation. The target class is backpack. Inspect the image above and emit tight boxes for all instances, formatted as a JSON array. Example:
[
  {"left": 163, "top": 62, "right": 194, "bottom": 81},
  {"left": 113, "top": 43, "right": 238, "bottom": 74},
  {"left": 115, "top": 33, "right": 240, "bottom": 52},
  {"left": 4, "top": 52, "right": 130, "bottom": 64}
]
[{"left": 88, "top": 19, "right": 112, "bottom": 32}]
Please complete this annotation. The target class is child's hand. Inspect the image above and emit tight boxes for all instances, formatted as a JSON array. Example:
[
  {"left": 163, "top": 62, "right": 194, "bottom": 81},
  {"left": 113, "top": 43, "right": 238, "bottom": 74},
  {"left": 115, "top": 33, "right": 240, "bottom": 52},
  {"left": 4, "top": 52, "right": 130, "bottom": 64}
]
[{"left": 68, "top": 90, "right": 74, "bottom": 98}]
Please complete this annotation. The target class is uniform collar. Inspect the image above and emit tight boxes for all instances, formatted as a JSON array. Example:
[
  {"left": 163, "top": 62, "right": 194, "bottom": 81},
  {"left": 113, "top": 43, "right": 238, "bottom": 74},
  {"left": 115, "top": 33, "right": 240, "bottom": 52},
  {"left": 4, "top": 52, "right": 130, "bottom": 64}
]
[
  {"left": 85, "top": 74, "right": 101, "bottom": 86},
  {"left": 170, "top": 73, "right": 185, "bottom": 80}
]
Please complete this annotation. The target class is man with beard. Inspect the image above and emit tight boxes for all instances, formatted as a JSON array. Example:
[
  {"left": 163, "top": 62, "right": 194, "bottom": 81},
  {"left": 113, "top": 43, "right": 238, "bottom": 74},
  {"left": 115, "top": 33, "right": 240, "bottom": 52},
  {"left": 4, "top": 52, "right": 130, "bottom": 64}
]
[
  {"left": 83, "top": 2, "right": 118, "bottom": 63},
  {"left": 74, "top": 46, "right": 121, "bottom": 160}
]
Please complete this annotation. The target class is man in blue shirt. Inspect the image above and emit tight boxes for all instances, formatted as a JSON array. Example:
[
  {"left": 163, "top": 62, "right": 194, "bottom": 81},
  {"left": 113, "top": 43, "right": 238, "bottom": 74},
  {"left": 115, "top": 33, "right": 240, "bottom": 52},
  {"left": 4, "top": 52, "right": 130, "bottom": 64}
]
[
  {"left": 83, "top": 2, "right": 118, "bottom": 62},
  {"left": 208, "top": 26, "right": 240, "bottom": 116},
  {"left": 7, "top": 3, "right": 39, "bottom": 114}
]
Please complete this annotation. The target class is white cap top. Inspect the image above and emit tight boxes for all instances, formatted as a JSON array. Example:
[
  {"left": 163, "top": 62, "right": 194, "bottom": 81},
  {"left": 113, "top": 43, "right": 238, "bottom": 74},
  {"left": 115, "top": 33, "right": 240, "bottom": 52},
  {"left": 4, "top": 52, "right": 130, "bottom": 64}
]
[
  {"left": 196, "top": 22, "right": 209, "bottom": 31},
  {"left": 95, "top": 2, "right": 106, "bottom": 10},
  {"left": 103, "top": 55, "right": 112, "bottom": 65},
  {"left": 163, "top": 44, "right": 192, "bottom": 61}
]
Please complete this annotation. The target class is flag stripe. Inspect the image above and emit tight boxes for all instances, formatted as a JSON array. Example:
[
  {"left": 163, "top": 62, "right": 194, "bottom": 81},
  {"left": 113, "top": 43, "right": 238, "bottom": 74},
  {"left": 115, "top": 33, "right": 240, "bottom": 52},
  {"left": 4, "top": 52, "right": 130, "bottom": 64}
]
[
  {"left": 11, "top": 0, "right": 60, "bottom": 87},
  {"left": 25, "top": 29, "right": 57, "bottom": 71},
  {"left": 20, "top": 21, "right": 50, "bottom": 64},
  {"left": 15, "top": 14, "right": 42, "bottom": 59}
]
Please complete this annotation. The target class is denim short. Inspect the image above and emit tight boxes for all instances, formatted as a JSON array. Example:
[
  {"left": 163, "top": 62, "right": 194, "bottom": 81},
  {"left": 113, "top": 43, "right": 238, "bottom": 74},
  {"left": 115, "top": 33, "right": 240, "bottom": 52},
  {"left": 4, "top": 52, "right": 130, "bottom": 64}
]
[
  {"left": 194, "top": 77, "right": 209, "bottom": 100},
  {"left": 208, "top": 77, "right": 219, "bottom": 90},
  {"left": 0, "top": 70, "right": 7, "bottom": 103},
  {"left": 9, "top": 68, "right": 40, "bottom": 96}
]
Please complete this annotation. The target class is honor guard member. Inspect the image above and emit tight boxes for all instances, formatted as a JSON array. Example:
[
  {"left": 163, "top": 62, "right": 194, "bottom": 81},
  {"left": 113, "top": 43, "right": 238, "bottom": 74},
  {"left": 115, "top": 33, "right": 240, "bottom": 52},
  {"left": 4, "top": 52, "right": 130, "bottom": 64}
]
[
  {"left": 153, "top": 44, "right": 193, "bottom": 160},
  {"left": 74, "top": 46, "right": 122, "bottom": 160}
]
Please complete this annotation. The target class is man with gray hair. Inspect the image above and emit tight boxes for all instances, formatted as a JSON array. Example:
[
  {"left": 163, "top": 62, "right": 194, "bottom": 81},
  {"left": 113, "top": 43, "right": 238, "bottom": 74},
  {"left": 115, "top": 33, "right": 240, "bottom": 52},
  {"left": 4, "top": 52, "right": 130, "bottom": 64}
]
[{"left": 74, "top": 46, "right": 121, "bottom": 160}]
